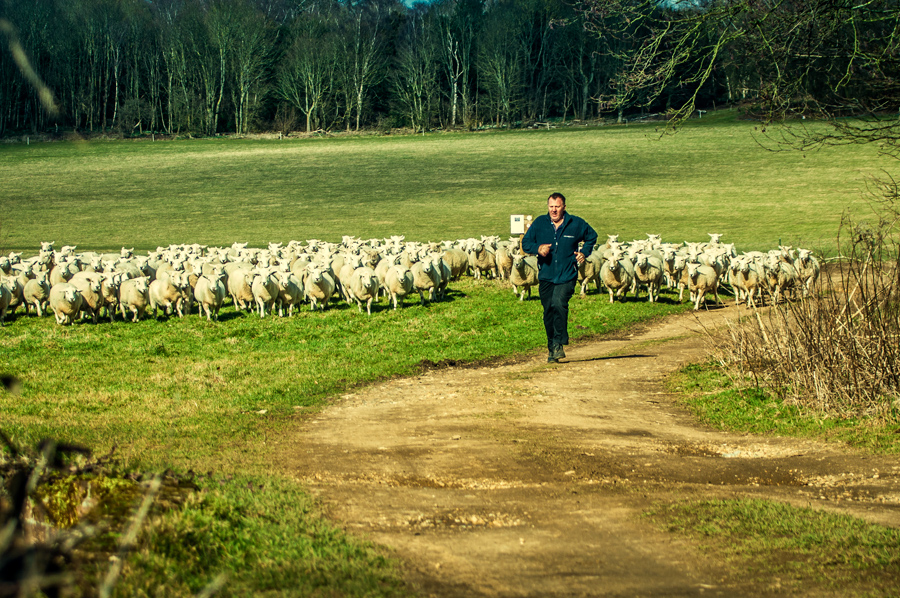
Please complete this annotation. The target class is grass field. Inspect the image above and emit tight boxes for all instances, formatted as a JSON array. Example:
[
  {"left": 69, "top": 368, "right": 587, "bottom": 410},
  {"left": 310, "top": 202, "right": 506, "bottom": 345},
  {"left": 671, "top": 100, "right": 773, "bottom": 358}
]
[
  {"left": 1, "top": 112, "right": 893, "bottom": 254},
  {"left": 2, "top": 114, "right": 898, "bottom": 596}
]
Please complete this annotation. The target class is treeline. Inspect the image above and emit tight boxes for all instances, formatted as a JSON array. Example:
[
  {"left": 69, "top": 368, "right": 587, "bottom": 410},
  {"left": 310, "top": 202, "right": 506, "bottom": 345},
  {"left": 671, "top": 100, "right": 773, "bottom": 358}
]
[{"left": 0, "top": 0, "right": 843, "bottom": 137}]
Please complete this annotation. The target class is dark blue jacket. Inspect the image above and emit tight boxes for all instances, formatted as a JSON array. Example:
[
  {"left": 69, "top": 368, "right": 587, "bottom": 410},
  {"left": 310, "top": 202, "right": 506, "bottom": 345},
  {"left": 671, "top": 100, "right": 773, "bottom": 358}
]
[{"left": 521, "top": 213, "right": 598, "bottom": 284}]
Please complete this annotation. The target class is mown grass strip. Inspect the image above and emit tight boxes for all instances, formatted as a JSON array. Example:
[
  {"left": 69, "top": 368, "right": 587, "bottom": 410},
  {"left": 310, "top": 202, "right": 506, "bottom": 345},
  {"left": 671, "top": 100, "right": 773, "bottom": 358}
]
[{"left": 0, "top": 114, "right": 891, "bottom": 254}]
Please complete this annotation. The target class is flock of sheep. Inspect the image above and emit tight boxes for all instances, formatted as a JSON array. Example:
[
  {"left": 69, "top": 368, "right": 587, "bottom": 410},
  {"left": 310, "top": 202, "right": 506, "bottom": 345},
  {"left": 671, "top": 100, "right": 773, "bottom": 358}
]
[{"left": 0, "top": 233, "right": 820, "bottom": 326}]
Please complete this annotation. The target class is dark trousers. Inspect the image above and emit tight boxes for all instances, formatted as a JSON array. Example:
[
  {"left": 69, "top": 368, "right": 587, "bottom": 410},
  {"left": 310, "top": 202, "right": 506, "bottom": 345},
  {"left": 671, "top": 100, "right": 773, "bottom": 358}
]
[{"left": 539, "top": 279, "right": 576, "bottom": 350}]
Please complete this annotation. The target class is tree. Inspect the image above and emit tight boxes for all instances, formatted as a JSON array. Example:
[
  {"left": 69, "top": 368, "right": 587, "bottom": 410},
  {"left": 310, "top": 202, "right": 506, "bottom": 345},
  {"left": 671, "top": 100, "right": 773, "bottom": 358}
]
[
  {"left": 577, "top": 0, "right": 900, "bottom": 152},
  {"left": 277, "top": 9, "right": 339, "bottom": 132},
  {"left": 393, "top": 8, "right": 438, "bottom": 132},
  {"left": 478, "top": 1, "right": 524, "bottom": 126},
  {"left": 433, "top": 0, "right": 480, "bottom": 128},
  {"left": 228, "top": 1, "right": 276, "bottom": 134},
  {"left": 336, "top": 0, "right": 390, "bottom": 132}
]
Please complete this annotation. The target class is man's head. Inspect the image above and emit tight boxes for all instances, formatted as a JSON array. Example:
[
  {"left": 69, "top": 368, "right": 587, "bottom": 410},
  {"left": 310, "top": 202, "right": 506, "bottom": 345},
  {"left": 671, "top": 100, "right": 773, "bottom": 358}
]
[{"left": 547, "top": 192, "right": 566, "bottom": 223}]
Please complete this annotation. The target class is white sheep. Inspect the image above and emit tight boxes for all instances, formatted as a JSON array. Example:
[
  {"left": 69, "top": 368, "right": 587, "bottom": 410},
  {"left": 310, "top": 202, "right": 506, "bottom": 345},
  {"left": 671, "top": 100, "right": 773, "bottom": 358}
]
[
  {"left": 410, "top": 260, "right": 439, "bottom": 304},
  {"left": 1, "top": 273, "right": 25, "bottom": 316},
  {"left": 384, "top": 264, "right": 414, "bottom": 309},
  {"left": 100, "top": 274, "right": 122, "bottom": 321},
  {"left": 49, "top": 261, "right": 79, "bottom": 287},
  {"left": 228, "top": 268, "right": 255, "bottom": 311},
  {"left": 0, "top": 282, "right": 10, "bottom": 325},
  {"left": 727, "top": 257, "right": 763, "bottom": 308},
  {"left": 509, "top": 254, "right": 538, "bottom": 301},
  {"left": 23, "top": 272, "right": 50, "bottom": 316},
  {"left": 346, "top": 266, "right": 380, "bottom": 315},
  {"left": 442, "top": 248, "right": 469, "bottom": 280},
  {"left": 763, "top": 254, "right": 799, "bottom": 304},
  {"left": 430, "top": 254, "right": 452, "bottom": 300},
  {"left": 599, "top": 249, "right": 634, "bottom": 303},
  {"left": 494, "top": 245, "right": 513, "bottom": 280},
  {"left": 275, "top": 271, "right": 304, "bottom": 317},
  {"left": 70, "top": 275, "right": 104, "bottom": 324},
  {"left": 633, "top": 253, "right": 664, "bottom": 302},
  {"left": 149, "top": 273, "right": 185, "bottom": 319},
  {"left": 685, "top": 262, "right": 720, "bottom": 310},
  {"left": 49, "top": 283, "right": 84, "bottom": 326},
  {"left": 194, "top": 267, "right": 227, "bottom": 321},
  {"left": 304, "top": 265, "right": 336, "bottom": 311},
  {"left": 118, "top": 277, "right": 150, "bottom": 322},
  {"left": 795, "top": 249, "right": 820, "bottom": 296},
  {"left": 251, "top": 269, "right": 279, "bottom": 318},
  {"left": 577, "top": 252, "right": 603, "bottom": 296},
  {"left": 471, "top": 242, "right": 497, "bottom": 279}
]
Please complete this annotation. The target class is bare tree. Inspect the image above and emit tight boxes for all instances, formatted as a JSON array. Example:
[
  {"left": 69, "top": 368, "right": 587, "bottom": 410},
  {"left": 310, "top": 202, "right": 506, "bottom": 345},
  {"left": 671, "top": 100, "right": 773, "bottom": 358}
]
[
  {"left": 229, "top": 2, "right": 276, "bottom": 134},
  {"left": 577, "top": 0, "right": 900, "bottom": 149},
  {"left": 434, "top": 0, "right": 478, "bottom": 128},
  {"left": 338, "top": 0, "right": 389, "bottom": 132},
  {"left": 478, "top": 3, "right": 524, "bottom": 127},
  {"left": 277, "top": 11, "right": 339, "bottom": 132},
  {"left": 393, "top": 8, "right": 438, "bottom": 132}
]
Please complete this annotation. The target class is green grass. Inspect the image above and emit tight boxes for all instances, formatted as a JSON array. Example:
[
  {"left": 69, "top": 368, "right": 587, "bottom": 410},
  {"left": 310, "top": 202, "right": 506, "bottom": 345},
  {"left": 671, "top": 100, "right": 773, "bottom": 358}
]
[
  {"left": 669, "top": 363, "right": 900, "bottom": 453},
  {"left": 112, "top": 476, "right": 407, "bottom": 598},
  {"left": 0, "top": 279, "right": 687, "bottom": 597},
  {"left": 0, "top": 280, "right": 688, "bottom": 471},
  {"left": 645, "top": 498, "right": 900, "bottom": 596},
  {"left": 0, "top": 111, "right": 893, "bottom": 254},
  {"left": 3, "top": 116, "right": 896, "bottom": 596}
]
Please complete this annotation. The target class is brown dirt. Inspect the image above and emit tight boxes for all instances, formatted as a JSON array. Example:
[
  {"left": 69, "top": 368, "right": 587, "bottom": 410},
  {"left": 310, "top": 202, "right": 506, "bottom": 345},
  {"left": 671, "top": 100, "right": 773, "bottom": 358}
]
[{"left": 274, "top": 303, "right": 900, "bottom": 597}]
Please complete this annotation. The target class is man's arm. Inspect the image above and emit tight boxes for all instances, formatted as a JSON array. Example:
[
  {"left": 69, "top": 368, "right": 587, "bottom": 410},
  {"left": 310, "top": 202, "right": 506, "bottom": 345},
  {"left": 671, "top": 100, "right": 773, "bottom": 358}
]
[
  {"left": 580, "top": 221, "right": 599, "bottom": 258},
  {"left": 521, "top": 221, "right": 540, "bottom": 255}
]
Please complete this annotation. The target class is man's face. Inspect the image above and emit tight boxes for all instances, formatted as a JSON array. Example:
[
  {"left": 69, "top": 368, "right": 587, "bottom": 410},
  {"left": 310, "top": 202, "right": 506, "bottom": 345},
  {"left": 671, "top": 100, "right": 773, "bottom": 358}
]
[{"left": 548, "top": 198, "right": 565, "bottom": 222}]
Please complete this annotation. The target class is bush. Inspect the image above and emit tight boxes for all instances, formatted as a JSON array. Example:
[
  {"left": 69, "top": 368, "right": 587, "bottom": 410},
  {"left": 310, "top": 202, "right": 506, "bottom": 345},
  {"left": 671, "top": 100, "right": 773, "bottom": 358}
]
[{"left": 714, "top": 178, "right": 900, "bottom": 422}]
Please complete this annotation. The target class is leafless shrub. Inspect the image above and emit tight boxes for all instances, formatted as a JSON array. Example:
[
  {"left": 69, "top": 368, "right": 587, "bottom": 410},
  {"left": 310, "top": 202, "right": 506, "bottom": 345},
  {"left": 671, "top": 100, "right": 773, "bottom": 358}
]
[
  {"left": 0, "top": 407, "right": 173, "bottom": 598},
  {"left": 714, "top": 181, "right": 900, "bottom": 422},
  {"left": 273, "top": 104, "right": 297, "bottom": 136}
]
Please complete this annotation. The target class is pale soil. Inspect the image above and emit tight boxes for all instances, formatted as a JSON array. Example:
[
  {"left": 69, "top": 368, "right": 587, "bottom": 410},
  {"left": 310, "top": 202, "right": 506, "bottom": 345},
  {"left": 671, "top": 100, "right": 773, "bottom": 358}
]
[{"left": 275, "top": 303, "right": 900, "bottom": 597}]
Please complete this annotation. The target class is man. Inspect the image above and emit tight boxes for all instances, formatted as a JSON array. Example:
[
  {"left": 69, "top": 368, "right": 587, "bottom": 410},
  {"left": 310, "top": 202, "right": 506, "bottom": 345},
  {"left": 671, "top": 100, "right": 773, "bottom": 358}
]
[{"left": 521, "top": 193, "right": 598, "bottom": 363}]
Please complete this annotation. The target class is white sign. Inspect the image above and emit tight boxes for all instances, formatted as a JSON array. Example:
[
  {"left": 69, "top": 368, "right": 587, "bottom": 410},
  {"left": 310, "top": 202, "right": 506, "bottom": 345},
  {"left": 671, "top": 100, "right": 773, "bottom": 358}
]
[{"left": 510, "top": 214, "right": 525, "bottom": 235}]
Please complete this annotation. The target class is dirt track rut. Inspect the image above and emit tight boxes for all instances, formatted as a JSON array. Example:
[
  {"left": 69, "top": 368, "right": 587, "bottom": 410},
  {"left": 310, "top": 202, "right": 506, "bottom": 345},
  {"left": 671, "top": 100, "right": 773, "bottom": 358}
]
[{"left": 276, "top": 305, "right": 900, "bottom": 597}]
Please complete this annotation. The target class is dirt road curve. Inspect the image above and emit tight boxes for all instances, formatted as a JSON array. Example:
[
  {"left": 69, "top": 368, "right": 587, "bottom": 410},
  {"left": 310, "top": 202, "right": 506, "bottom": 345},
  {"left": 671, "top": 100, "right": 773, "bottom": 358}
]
[{"left": 277, "top": 305, "right": 900, "bottom": 597}]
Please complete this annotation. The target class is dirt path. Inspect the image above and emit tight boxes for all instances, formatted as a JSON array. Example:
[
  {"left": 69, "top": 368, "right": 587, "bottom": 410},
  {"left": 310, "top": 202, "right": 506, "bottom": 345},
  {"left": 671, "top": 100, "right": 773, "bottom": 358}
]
[{"left": 276, "top": 305, "right": 900, "bottom": 597}]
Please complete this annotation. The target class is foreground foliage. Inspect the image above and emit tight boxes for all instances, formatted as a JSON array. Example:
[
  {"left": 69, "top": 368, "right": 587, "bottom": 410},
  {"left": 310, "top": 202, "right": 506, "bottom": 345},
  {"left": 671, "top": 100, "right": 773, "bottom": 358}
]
[{"left": 645, "top": 499, "right": 900, "bottom": 596}]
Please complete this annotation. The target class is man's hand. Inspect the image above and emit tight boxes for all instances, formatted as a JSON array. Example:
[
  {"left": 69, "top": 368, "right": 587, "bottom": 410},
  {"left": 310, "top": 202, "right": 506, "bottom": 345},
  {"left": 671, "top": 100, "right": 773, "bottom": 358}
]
[
  {"left": 538, "top": 244, "right": 551, "bottom": 257},
  {"left": 574, "top": 251, "right": 586, "bottom": 265}
]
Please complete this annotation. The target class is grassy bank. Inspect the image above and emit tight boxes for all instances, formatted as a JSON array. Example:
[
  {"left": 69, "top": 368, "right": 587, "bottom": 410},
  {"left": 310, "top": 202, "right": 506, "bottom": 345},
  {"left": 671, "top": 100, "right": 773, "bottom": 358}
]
[
  {"left": 645, "top": 498, "right": 900, "bottom": 596},
  {"left": 668, "top": 363, "right": 900, "bottom": 453}
]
